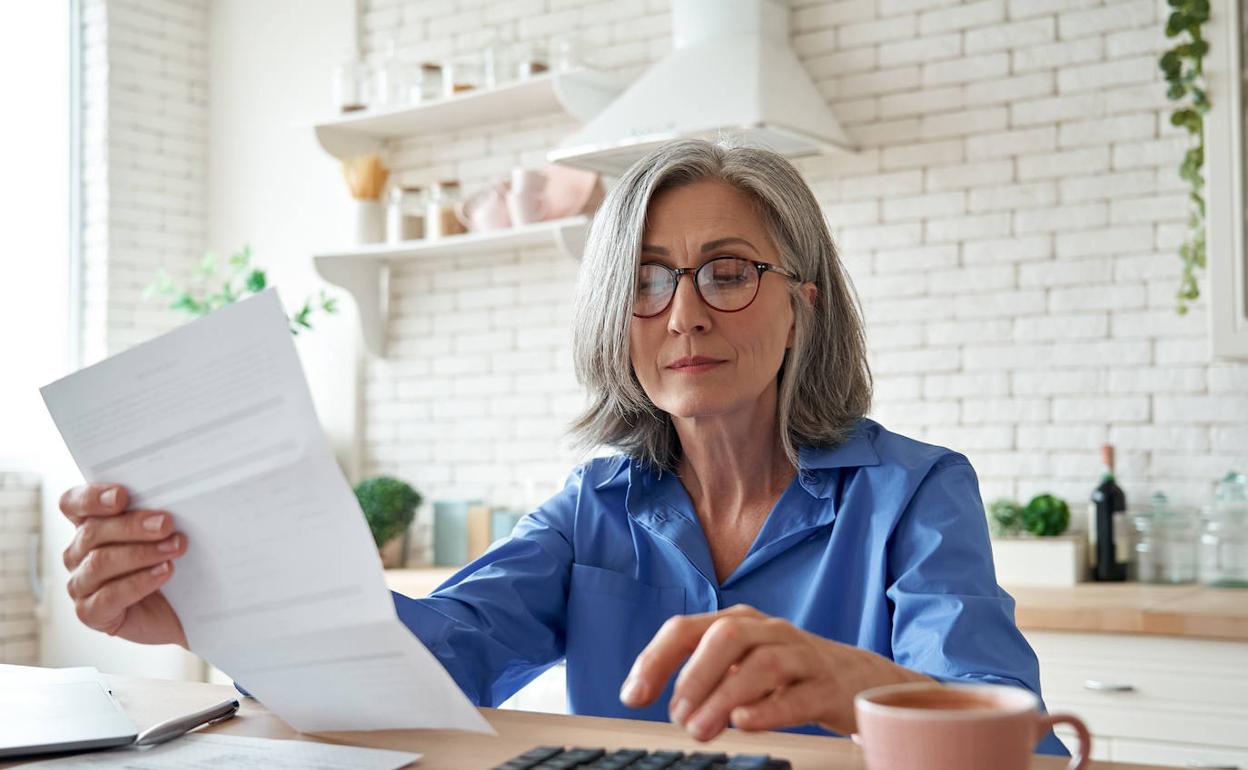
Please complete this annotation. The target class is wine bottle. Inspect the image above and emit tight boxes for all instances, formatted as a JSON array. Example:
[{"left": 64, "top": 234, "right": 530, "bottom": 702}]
[{"left": 1088, "top": 444, "right": 1128, "bottom": 581}]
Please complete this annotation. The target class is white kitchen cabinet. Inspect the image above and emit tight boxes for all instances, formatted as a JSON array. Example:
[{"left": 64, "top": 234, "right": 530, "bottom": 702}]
[{"left": 1026, "top": 630, "right": 1248, "bottom": 767}]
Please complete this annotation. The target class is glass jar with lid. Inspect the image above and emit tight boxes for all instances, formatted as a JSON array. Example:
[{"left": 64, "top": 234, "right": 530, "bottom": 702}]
[
  {"left": 426, "top": 180, "right": 466, "bottom": 239},
  {"left": 1200, "top": 471, "right": 1248, "bottom": 588},
  {"left": 1129, "top": 492, "right": 1199, "bottom": 584},
  {"left": 386, "top": 185, "right": 425, "bottom": 243}
]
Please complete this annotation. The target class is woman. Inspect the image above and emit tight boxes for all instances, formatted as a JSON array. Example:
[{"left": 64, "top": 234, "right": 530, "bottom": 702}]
[{"left": 60, "top": 139, "right": 1066, "bottom": 755}]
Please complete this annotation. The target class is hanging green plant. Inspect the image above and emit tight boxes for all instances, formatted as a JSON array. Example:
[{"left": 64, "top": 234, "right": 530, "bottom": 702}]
[{"left": 1158, "top": 0, "right": 1211, "bottom": 314}]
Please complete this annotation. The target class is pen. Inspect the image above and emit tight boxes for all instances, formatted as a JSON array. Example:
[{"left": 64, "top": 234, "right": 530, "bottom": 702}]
[{"left": 133, "top": 698, "right": 240, "bottom": 747}]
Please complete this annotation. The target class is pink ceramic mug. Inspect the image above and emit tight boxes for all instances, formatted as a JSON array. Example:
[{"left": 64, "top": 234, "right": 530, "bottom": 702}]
[{"left": 853, "top": 682, "right": 1091, "bottom": 770}]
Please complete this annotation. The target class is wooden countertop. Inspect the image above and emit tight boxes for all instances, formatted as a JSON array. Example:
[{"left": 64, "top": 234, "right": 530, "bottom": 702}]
[
  {"left": 0, "top": 673, "right": 1178, "bottom": 770},
  {"left": 384, "top": 569, "right": 1248, "bottom": 642},
  {"left": 1005, "top": 582, "right": 1248, "bottom": 641}
]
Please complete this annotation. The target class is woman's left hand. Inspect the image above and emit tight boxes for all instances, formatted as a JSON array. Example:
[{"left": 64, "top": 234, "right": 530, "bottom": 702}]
[{"left": 618, "top": 604, "right": 931, "bottom": 741}]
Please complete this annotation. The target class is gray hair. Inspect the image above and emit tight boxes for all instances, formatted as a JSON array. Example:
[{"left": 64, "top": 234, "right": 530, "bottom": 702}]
[{"left": 569, "top": 138, "right": 872, "bottom": 472}]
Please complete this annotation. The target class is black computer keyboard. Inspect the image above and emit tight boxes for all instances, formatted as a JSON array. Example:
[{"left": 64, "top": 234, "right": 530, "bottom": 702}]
[{"left": 493, "top": 746, "right": 792, "bottom": 770}]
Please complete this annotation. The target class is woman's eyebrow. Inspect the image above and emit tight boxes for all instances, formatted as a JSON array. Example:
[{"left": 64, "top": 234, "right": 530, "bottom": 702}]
[
  {"left": 700, "top": 237, "right": 758, "bottom": 254},
  {"left": 639, "top": 237, "right": 759, "bottom": 256}
]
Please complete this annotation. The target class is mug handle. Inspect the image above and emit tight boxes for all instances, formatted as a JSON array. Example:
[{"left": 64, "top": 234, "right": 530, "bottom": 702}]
[{"left": 1038, "top": 712, "right": 1092, "bottom": 770}]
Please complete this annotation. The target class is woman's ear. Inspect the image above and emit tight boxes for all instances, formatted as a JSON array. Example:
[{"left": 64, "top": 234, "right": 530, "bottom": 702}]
[{"left": 787, "top": 283, "right": 818, "bottom": 348}]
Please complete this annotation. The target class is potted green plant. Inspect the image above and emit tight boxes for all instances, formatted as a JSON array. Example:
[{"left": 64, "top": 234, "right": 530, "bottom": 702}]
[
  {"left": 146, "top": 244, "right": 337, "bottom": 334},
  {"left": 354, "top": 476, "right": 422, "bottom": 568},
  {"left": 987, "top": 493, "right": 1085, "bottom": 587}
]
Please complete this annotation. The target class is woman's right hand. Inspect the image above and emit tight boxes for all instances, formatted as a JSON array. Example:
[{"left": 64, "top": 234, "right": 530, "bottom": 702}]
[{"left": 60, "top": 484, "right": 189, "bottom": 648}]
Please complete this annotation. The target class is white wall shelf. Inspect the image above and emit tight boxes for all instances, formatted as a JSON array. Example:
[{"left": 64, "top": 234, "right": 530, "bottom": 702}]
[
  {"left": 313, "top": 216, "right": 590, "bottom": 356},
  {"left": 313, "top": 69, "right": 623, "bottom": 159}
]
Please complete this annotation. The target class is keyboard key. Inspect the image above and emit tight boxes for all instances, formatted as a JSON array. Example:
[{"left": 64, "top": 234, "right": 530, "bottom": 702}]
[
  {"left": 724, "top": 755, "right": 771, "bottom": 770},
  {"left": 498, "top": 746, "right": 790, "bottom": 770}
]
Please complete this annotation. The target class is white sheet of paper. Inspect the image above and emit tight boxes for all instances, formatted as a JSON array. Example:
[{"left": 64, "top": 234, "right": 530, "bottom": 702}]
[
  {"left": 40, "top": 290, "right": 492, "bottom": 734},
  {"left": 12, "top": 733, "right": 420, "bottom": 769}
]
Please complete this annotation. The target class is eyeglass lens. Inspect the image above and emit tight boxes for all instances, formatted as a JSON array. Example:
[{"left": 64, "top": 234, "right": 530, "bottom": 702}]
[{"left": 634, "top": 257, "right": 760, "bottom": 317}]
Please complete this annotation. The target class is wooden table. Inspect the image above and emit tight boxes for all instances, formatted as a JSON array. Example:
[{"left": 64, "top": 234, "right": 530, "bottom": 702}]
[{"left": 0, "top": 674, "right": 1185, "bottom": 769}]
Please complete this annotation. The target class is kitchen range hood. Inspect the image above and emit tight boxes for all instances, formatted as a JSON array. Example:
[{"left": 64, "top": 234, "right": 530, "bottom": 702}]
[{"left": 547, "top": 0, "right": 856, "bottom": 175}]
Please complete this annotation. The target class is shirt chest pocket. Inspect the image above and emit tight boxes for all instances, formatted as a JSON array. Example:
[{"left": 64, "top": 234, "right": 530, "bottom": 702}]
[{"left": 565, "top": 563, "right": 687, "bottom": 718}]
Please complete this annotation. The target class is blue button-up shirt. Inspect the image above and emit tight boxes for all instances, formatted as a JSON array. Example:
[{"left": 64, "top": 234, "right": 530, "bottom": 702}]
[{"left": 391, "top": 418, "right": 1067, "bottom": 756}]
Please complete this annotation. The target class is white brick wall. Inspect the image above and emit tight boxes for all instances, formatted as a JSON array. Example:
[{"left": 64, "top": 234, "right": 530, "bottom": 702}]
[
  {"left": 81, "top": 0, "right": 209, "bottom": 363},
  {"left": 0, "top": 475, "right": 40, "bottom": 664},
  {"left": 360, "top": 0, "right": 1248, "bottom": 556}
]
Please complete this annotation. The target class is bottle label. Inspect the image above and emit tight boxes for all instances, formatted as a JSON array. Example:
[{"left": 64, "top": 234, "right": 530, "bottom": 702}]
[
  {"left": 1113, "top": 511, "right": 1129, "bottom": 566},
  {"left": 1087, "top": 502, "right": 1098, "bottom": 569}
]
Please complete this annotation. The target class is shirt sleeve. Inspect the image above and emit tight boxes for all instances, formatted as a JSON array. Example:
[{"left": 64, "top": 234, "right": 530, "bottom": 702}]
[
  {"left": 389, "top": 464, "right": 584, "bottom": 707},
  {"left": 884, "top": 456, "right": 1070, "bottom": 757}
]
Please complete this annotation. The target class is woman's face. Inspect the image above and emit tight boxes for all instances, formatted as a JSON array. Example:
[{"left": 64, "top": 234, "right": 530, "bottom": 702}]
[{"left": 629, "top": 180, "right": 799, "bottom": 423}]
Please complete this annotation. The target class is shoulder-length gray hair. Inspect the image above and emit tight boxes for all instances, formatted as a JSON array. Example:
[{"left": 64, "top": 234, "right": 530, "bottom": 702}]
[{"left": 570, "top": 138, "right": 871, "bottom": 472}]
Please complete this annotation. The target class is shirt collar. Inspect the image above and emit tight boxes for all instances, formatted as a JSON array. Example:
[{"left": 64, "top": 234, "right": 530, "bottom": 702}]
[{"left": 798, "top": 417, "right": 882, "bottom": 472}]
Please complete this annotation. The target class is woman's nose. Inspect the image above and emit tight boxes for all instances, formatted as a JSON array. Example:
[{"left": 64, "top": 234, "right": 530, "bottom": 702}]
[{"left": 666, "top": 273, "right": 712, "bottom": 335}]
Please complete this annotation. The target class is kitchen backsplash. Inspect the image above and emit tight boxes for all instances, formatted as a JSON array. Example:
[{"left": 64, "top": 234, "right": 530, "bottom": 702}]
[{"left": 360, "top": 0, "right": 1248, "bottom": 552}]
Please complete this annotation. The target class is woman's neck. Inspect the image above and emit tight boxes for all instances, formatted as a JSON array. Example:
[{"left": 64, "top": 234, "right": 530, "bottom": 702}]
[{"left": 672, "top": 384, "right": 796, "bottom": 523}]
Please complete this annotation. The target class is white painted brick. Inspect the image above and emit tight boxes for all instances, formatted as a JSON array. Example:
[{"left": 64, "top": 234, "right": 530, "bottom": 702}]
[
  {"left": 878, "top": 85, "right": 965, "bottom": 119},
  {"left": 928, "top": 264, "right": 1015, "bottom": 294},
  {"left": 838, "top": 15, "right": 918, "bottom": 48},
  {"left": 924, "top": 372, "right": 1010, "bottom": 398},
  {"left": 1019, "top": 256, "right": 1113, "bottom": 288},
  {"left": 1059, "top": 170, "right": 1158, "bottom": 203},
  {"left": 1107, "top": 366, "right": 1206, "bottom": 394},
  {"left": 968, "top": 181, "right": 1057, "bottom": 212},
  {"left": 965, "top": 126, "right": 1056, "bottom": 159},
  {"left": 1109, "top": 194, "right": 1188, "bottom": 224},
  {"left": 1111, "top": 309, "right": 1206, "bottom": 339},
  {"left": 876, "top": 400, "right": 961, "bottom": 425},
  {"left": 1052, "top": 396, "right": 1150, "bottom": 423},
  {"left": 926, "top": 212, "right": 1011, "bottom": 242},
  {"left": 1029, "top": 197, "right": 1112, "bottom": 234},
  {"left": 964, "top": 72, "right": 1054, "bottom": 107},
  {"left": 794, "top": 0, "right": 877, "bottom": 29},
  {"left": 1011, "top": 37, "right": 1103, "bottom": 73},
  {"left": 962, "top": 235, "right": 1053, "bottom": 263},
  {"left": 926, "top": 318, "right": 1014, "bottom": 344},
  {"left": 1016, "top": 424, "right": 1106, "bottom": 451},
  {"left": 1057, "top": 0, "right": 1156, "bottom": 40},
  {"left": 1155, "top": 338, "right": 1210, "bottom": 365},
  {"left": 1013, "top": 312, "right": 1108, "bottom": 339},
  {"left": 1012, "top": 369, "right": 1106, "bottom": 396},
  {"left": 836, "top": 66, "right": 922, "bottom": 99},
  {"left": 953, "top": 290, "right": 1046, "bottom": 319},
  {"left": 864, "top": 296, "right": 955, "bottom": 323},
  {"left": 1055, "top": 226, "right": 1153, "bottom": 259},
  {"left": 922, "top": 53, "right": 1010, "bottom": 87},
  {"left": 874, "top": 244, "right": 960, "bottom": 272},
  {"left": 933, "top": 425, "right": 1015, "bottom": 450},
  {"left": 1208, "top": 365, "right": 1248, "bottom": 394},
  {"left": 875, "top": 375, "right": 924, "bottom": 401},
  {"left": 1017, "top": 147, "right": 1111, "bottom": 181},
  {"left": 919, "top": 0, "right": 1005, "bottom": 34},
  {"left": 880, "top": 0, "right": 960, "bottom": 13},
  {"left": 878, "top": 33, "right": 963, "bottom": 67},
  {"left": 1049, "top": 283, "right": 1148, "bottom": 312},
  {"left": 1059, "top": 114, "right": 1156, "bottom": 148},
  {"left": 882, "top": 191, "right": 967, "bottom": 221},
  {"left": 919, "top": 107, "right": 1009, "bottom": 139},
  {"left": 824, "top": 200, "right": 881, "bottom": 227},
  {"left": 1212, "top": 427, "right": 1248, "bottom": 453},
  {"left": 1010, "top": 91, "right": 1102, "bottom": 127},
  {"left": 967, "top": 17, "right": 1056, "bottom": 53},
  {"left": 962, "top": 398, "right": 1050, "bottom": 424},
  {"left": 925, "top": 159, "right": 1014, "bottom": 191},
  {"left": 866, "top": 322, "right": 926, "bottom": 348},
  {"left": 840, "top": 170, "right": 924, "bottom": 199}
]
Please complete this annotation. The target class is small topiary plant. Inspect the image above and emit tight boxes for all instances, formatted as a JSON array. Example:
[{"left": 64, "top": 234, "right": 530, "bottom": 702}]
[
  {"left": 1021, "top": 494, "right": 1071, "bottom": 537},
  {"left": 354, "top": 476, "right": 422, "bottom": 548}
]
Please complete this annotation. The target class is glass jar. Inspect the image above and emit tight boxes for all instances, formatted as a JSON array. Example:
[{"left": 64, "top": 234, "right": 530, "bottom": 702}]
[
  {"left": 372, "top": 39, "right": 408, "bottom": 110},
  {"left": 426, "top": 180, "right": 466, "bottom": 239},
  {"left": 333, "top": 57, "right": 369, "bottom": 113},
  {"left": 512, "top": 42, "right": 550, "bottom": 81},
  {"left": 409, "top": 62, "right": 443, "bottom": 104},
  {"left": 1129, "top": 493, "right": 1199, "bottom": 584},
  {"left": 442, "top": 56, "right": 484, "bottom": 98},
  {"left": 386, "top": 186, "right": 425, "bottom": 243},
  {"left": 1199, "top": 471, "right": 1248, "bottom": 588}
]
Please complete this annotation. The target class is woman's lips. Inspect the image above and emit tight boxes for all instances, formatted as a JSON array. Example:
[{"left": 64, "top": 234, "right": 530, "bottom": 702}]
[{"left": 666, "top": 357, "right": 726, "bottom": 374}]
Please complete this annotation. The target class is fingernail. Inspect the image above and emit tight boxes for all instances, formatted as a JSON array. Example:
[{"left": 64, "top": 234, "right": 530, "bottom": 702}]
[
  {"left": 670, "top": 698, "right": 692, "bottom": 726},
  {"left": 687, "top": 712, "right": 717, "bottom": 740},
  {"left": 143, "top": 514, "right": 165, "bottom": 532},
  {"left": 100, "top": 488, "right": 118, "bottom": 508},
  {"left": 619, "top": 676, "right": 639, "bottom": 704},
  {"left": 150, "top": 562, "right": 170, "bottom": 576},
  {"left": 158, "top": 534, "right": 180, "bottom": 553}
]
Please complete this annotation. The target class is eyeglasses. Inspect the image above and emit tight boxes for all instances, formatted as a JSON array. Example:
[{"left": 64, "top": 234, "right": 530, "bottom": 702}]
[{"left": 632, "top": 256, "right": 801, "bottom": 318}]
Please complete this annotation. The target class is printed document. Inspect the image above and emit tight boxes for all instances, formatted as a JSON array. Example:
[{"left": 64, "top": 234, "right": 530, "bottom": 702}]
[
  {"left": 12, "top": 733, "right": 420, "bottom": 769},
  {"left": 40, "top": 289, "right": 492, "bottom": 734}
]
